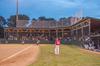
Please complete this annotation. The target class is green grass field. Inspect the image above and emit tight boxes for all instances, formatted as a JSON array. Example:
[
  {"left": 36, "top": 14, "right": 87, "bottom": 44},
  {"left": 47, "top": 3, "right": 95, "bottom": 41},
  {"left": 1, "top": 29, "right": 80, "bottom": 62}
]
[{"left": 29, "top": 44, "right": 100, "bottom": 66}]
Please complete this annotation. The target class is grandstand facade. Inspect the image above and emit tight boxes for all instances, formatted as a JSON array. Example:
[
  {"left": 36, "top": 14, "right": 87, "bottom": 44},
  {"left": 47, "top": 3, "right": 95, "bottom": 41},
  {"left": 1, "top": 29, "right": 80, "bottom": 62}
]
[{"left": 1, "top": 18, "right": 71, "bottom": 43}]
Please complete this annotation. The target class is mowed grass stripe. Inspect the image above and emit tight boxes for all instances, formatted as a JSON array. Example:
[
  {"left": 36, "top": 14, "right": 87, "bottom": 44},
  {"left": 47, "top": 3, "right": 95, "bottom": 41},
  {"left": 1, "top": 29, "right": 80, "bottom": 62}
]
[{"left": 29, "top": 44, "right": 100, "bottom": 66}]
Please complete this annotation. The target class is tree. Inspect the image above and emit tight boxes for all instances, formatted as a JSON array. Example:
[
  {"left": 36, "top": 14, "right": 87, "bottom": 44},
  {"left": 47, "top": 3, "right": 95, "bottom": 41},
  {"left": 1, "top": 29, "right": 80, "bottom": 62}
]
[
  {"left": 7, "top": 15, "right": 16, "bottom": 27},
  {"left": 0, "top": 16, "right": 5, "bottom": 38},
  {"left": 32, "top": 18, "right": 37, "bottom": 21},
  {"left": 38, "top": 16, "right": 46, "bottom": 21},
  {"left": 59, "top": 17, "right": 67, "bottom": 21},
  {"left": 18, "top": 14, "right": 29, "bottom": 20},
  {"left": 0, "top": 16, "right": 6, "bottom": 27},
  {"left": 7, "top": 14, "right": 30, "bottom": 27},
  {"left": 46, "top": 18, "right": 55, "bottom": 21}
]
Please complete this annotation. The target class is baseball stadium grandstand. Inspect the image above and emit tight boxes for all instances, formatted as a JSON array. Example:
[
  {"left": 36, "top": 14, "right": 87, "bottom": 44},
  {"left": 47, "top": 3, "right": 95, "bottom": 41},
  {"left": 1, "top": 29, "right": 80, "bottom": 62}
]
[
  {"left": 1, "top": 17, "right": 71, "bottom": 44},
  {"left": 0, "top": 16, "right": 100, "bottom": 51}
]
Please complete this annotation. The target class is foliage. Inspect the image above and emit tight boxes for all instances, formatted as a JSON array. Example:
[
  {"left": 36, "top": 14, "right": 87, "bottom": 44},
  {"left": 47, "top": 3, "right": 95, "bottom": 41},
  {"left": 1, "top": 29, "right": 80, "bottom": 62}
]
[
  {"left": 0, "top": 16, "right": 6, "bottom": 27},
  {"left": 7, "top": 14, "right": 29, "bottom": 27}
]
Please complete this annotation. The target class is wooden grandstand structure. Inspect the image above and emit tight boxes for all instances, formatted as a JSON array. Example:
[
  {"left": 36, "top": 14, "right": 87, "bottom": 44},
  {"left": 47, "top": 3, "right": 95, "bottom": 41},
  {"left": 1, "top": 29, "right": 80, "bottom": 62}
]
[
  {"left": 2, "top": 20, "right": 71, "bottom": 43},
  {"left": 71, "top": 17, "right": 100, "bottom": 49}
]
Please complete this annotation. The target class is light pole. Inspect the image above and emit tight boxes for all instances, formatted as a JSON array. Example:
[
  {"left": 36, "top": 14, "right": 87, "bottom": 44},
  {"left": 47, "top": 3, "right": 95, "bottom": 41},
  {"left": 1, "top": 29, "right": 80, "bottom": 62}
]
[
  {"left": 16, "top": 0, "right": 19, "bottom": 24},
  {"left": 16, "top": 0, "right": 19, "bottom": 40}
]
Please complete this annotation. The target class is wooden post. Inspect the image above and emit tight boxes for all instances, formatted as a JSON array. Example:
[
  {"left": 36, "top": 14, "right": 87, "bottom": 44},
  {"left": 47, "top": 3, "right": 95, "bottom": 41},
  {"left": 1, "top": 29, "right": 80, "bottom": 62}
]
[
  {"left": 56, "top": 22, "right": 58, "bottom": 38},
  {"left": 76, "top": 27, "right": 78, "bottom": 40},
  {"left": 48, "top": 21, "right": 51, "bottom": 38},
  {"left": 61, "top": 21, "right": 64, "bottom": 38},
  {"left": 88, "top": 19, "right": 91, "bottom": 37},
  {"left": 82, "top": 22, "right": 84, "bottom": 39}
]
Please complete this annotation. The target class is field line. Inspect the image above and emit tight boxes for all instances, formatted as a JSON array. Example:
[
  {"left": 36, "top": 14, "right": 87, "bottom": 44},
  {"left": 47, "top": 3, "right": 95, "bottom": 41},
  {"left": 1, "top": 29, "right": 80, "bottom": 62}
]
[{"left": 0, "top": 45, "right": 33, "bottom": 63}]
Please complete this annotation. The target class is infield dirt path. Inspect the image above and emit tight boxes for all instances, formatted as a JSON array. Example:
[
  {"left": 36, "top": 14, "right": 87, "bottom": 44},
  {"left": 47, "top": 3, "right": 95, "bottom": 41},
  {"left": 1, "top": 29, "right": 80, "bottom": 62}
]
[{"left": 0, "top": 44, "right": 39, "bottom": 66}]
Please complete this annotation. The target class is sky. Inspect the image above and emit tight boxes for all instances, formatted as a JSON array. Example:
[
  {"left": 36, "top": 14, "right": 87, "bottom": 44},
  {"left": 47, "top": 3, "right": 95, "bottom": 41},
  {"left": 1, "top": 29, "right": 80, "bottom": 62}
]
[{"left": 0, "top": 0, "right": 100, "bottom": 20}]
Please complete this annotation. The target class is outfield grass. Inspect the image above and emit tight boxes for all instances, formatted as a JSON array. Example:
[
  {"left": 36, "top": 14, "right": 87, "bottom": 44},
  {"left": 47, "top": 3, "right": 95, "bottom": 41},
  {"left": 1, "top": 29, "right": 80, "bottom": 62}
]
[{"left": 29, "top": 44, "right": 100, "bottom": 66}]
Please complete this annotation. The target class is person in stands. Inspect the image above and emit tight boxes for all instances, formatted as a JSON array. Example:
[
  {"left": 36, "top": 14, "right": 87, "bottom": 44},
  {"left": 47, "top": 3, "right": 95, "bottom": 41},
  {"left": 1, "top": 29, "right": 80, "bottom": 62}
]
[{"left": 54, "top": 38, "right": 61, "bottom": 55}]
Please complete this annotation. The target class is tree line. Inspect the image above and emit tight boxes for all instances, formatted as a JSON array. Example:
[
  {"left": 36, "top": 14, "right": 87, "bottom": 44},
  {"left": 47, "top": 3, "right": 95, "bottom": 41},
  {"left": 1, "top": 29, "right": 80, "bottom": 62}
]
[
  {"left": 0, "top": 14, "right": 98, "bottom": 28},
  {"left": 0, "top": 14, "right": 68, "bottom": 27}
]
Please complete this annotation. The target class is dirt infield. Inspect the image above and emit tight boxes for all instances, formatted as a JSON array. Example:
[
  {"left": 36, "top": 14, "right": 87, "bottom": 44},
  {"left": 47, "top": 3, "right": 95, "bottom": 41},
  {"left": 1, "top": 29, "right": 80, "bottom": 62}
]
[{"left": 0, "top": 44, "right": 39, "bottom": 66}]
